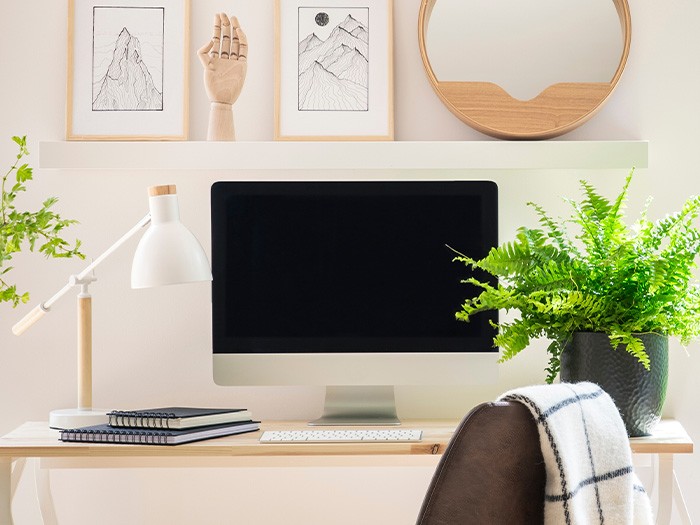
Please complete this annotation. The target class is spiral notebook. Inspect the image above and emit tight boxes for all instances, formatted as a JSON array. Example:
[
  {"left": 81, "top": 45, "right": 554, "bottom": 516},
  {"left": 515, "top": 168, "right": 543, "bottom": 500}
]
[
  {"left": 107, "top": 407, "right": 252, "bottom": 430},
  {"left": 59, "top": 421, "right": 260, "bottom": 446}
]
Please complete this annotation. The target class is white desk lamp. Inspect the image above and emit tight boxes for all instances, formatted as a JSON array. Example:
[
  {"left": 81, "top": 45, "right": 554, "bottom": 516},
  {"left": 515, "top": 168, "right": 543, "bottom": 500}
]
[{"left": 12, "top": 185, "right": 212, "bottom": 429}]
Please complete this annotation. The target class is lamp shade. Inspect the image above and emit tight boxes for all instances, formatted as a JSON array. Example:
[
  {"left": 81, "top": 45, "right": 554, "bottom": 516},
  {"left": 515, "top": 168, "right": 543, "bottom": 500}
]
[{"left": 131, "top": 186, "right": 212, "bottom": 289}]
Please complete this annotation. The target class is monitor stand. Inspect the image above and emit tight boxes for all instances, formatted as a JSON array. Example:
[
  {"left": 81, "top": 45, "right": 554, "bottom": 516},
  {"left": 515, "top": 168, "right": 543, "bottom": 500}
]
[{"left": 309, "top": 386, "right": 401, "bottom": 426}]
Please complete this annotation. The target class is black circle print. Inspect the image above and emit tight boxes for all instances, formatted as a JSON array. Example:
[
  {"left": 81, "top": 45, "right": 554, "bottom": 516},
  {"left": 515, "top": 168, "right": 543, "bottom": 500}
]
[{"left": 315, "top": 12, "right": 329, "bottom": 26}]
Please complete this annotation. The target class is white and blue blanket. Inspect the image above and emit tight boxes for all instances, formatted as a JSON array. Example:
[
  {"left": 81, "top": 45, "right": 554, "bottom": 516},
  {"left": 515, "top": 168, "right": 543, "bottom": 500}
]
[{"left": 499, "top": 382, "right": 653, "bottom": 525}]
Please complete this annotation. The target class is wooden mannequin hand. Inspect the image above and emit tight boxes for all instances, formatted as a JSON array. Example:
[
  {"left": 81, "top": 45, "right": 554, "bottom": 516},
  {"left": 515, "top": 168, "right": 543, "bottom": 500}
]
[{"left": 198, "top": 14, "right": 248, "bottom": 106}]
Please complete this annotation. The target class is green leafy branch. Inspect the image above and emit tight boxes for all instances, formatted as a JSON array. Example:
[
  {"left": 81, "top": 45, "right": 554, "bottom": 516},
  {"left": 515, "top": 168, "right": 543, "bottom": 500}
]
[{"left": 1, "top": 136, "right": 84, "bottom": 306}]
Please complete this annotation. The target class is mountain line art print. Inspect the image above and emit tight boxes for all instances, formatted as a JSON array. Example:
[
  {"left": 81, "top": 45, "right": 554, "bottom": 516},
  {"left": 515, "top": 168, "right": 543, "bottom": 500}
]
[
  {"left": 92, "top": 7, "right": 164, "bottom": 112},
  {"left": 298, "top": 7, "right": 369, "bottom": 111}
]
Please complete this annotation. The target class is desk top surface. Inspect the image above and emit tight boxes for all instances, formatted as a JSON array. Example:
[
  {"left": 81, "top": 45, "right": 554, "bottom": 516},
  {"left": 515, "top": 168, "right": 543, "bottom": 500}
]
[
  {"left": 0, "top": 419, "right": 692, "bottom": 459},
  {"left": 0, "top": 420, "right": 455, "bottom": 459}
]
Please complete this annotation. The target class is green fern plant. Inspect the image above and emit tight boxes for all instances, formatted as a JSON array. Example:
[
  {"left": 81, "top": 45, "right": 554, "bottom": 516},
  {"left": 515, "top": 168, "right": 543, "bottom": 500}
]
[
  {"left": 1, "top": 136, "right": 84, "bottom": 306},
  {"left": 454, "top": 169, "right": 700, "bottom": 383}
]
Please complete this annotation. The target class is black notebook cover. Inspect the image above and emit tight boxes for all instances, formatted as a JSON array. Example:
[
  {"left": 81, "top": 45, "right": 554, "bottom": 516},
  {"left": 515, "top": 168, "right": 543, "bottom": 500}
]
[
  {"left": 60, "top": 421, "right": 260, "bottom": 446},
  {"left": 107, "top": 407, "right": 252, "bottom": 429}
]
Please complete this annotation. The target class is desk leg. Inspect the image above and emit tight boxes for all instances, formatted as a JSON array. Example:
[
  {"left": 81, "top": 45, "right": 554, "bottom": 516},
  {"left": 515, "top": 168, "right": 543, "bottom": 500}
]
[
  {"left": 673, "top": 471, "right": 692, "bottom": 525},
  {"left": 0, "top": 458, "right": 12, "bottom": 524},
  {"left": 10, "top": 458, "right": 26, "bottom": 499},
  {"left": 34, "top": 459, "right": 58, "bottom": 525},
  {"left": 656, "top": 454, "right": 673, "bottom": 525}
]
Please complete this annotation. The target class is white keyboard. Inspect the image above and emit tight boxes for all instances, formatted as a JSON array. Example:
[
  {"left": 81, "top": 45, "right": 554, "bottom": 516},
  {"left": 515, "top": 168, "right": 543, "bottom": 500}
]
[{"left": 259, "top": 429, "right": 423, "bottom": 443}]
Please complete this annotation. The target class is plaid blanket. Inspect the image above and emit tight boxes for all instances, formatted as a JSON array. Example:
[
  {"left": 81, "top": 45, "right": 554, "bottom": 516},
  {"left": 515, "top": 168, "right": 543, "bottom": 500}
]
[{"left": 499, "top": 382, "right": 653, "bottom": 525}]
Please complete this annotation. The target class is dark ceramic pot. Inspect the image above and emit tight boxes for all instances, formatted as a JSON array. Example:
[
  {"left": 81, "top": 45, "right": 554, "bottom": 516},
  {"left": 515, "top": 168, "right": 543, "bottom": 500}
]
[{"left": 559, "top": 332, "right": 668, "bottom": 437}]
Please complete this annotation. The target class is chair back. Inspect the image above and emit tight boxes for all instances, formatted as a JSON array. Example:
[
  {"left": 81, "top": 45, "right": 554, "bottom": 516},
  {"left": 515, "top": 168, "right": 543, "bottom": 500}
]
[{"left": 416, "top": 401, "right": 545, "bottom": 525}]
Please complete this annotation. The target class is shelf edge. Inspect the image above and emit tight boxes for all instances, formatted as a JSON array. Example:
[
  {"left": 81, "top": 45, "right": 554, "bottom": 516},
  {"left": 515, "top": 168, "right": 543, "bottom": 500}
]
[{"left": 38, "top": 140, "right": 649, "bottom": 171}]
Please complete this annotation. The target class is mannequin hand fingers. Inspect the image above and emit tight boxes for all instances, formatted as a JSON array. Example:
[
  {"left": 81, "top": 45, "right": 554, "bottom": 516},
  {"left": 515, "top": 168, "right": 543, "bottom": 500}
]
[
  {"left": 233, "top": 18, "right": 248, "bottom": 62},
  {"left": 211, "top": 13, "right": 222, "bottom": 57},
  {"left": 220, "top": 13, "right": 232, "bottom": 59},
  {"left": 198, "top": 40, "right": 214, "bottom": 66}
]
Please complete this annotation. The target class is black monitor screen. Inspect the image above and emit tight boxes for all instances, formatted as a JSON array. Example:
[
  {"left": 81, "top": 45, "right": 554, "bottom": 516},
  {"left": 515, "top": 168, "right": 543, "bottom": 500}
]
[{"left": 212, "top": 181, "right": 498, "bottom": 354}]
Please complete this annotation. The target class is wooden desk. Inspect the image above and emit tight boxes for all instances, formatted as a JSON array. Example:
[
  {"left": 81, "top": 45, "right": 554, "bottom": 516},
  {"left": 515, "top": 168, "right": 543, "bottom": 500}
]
[
  {"left": 629, "top": 421, "right": 694, "bottom": 525},
  {"left": 0, "top": 420, "right": 693, "bottom": 525}
]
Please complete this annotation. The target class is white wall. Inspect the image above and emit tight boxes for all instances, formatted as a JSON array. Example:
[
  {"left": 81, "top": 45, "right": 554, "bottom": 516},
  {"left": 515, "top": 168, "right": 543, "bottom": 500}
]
[{"left": 0, "top": 0, "right": 698, "bottom": 523}]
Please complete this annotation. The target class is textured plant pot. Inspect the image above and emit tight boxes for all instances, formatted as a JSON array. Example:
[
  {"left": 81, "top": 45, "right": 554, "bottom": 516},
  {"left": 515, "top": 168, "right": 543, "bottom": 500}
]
[{"left": 560, "top": 332, "right": 668, "bottom": 437}]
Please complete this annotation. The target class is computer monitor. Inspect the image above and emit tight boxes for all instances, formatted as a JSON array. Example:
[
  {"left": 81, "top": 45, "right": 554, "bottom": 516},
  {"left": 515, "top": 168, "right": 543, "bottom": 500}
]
[{"left": 211, "top": 180, "right": 498, "bottom": 425}]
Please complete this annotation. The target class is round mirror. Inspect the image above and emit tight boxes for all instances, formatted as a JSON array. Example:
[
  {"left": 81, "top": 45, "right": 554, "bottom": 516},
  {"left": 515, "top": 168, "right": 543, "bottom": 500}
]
[{"left": 418, "top": 0, "right": 631, "bottom": 139}]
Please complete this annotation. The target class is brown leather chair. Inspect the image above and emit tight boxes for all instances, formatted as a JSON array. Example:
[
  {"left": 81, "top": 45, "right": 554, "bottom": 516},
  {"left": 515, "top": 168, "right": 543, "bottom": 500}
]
[{"left": 416, "top": 401, "right": 546, "bottom": 525}]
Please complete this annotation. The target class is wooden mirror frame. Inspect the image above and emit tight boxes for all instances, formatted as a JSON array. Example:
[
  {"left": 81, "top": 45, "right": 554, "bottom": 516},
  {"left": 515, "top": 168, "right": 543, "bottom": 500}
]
[{"left": 418, "top": 0, "right": 631, "bottom": 140}]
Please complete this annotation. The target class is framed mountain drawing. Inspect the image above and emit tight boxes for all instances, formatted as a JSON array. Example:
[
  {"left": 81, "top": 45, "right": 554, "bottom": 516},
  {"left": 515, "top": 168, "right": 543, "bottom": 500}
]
[
  {"left": 66, "top": 0, "right": 189, "bottom": 140},
  {"left": 275, "top": 0, "right": 394, "bottom": 140}
]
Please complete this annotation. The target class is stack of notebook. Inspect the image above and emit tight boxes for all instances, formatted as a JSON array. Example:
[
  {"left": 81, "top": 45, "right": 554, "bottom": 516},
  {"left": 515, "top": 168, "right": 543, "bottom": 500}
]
[{"left": 59, "top": 407, "right": 259, "bottom": 445}]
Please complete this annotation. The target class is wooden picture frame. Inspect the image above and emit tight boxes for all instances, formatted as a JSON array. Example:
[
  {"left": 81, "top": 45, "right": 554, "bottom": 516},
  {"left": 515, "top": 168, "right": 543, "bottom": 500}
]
[
  {"left": 274, "top": 0, "right": 394, "bottom": 141},
  {"left": 66, "top": 0, "right": 190, "bottom": 141}
]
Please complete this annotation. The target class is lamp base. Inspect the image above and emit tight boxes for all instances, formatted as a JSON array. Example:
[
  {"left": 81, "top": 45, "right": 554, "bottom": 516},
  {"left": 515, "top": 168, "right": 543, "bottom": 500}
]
[{"left": 49, "top": 408, "right": 110, "bottom": 430}]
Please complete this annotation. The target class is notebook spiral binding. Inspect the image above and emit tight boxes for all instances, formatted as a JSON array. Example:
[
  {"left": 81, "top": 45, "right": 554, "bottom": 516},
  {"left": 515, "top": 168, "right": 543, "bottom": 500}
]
[
  {"left": 107, "top": 411, "right": 178, "bottom": 429},
  {"left": 60, "top": 428, "right": 171, "bottom": 445}
]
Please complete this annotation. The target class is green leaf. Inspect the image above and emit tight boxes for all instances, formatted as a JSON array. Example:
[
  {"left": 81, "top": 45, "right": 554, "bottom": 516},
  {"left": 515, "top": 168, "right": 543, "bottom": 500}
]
[
  {"left": 42, "top": 196, "right": 58, "bottom": 208},
  {"left": 16, "top": 164, "right": 32, "bottom": 183}
]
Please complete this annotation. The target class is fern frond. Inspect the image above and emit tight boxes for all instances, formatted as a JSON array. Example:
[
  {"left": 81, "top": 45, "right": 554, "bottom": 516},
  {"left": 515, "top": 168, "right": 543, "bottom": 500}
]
[
  {"left": 495, "top": 319, "right": 537, "bottom": 362},
  {"left": 518, "top": 227, "right": 573, "bottom": 267},
  {"left": 544, "top": 339, "right": 567, "bottom": 384},
  {"left": 579, "top": 179, "right": 613, "bottom": 224},
  {"left": 566, "top": 198, "right": 606, "bottom": 258},
  {"left": 476, "top": 236, "right": 535, "bottom": 277},
  {"left": 457, "top": 281, "right": 508, "bottom": 319},
  {"left": 608, "top": 332, "right": 651, "bottom": 370},
  {"left": 644, "top": 195, "right": 700, "bottom": 251},
  {"left": 605, "top": 169, "right": 634, "bottom": 227},
  {"left": 518, "top": 259, "right": 577, "bottom": 292},
  {"left": 527, "top": 202, "right": 579, "bottom": 256}
]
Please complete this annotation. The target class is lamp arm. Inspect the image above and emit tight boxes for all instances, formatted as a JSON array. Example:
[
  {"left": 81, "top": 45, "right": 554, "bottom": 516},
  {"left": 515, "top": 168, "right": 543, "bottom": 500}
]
[
  {"left": 74, "top": 214, "right": 152, "bottom": 282},
  {"left": 12, "top": 213, "right": 152, "bottom": 335}
]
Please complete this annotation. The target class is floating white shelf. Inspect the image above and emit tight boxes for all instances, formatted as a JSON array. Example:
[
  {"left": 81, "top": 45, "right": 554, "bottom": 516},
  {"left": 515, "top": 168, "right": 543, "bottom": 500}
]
[{"left": 38, "top": 140, "right": 648, "bottom": 171}]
